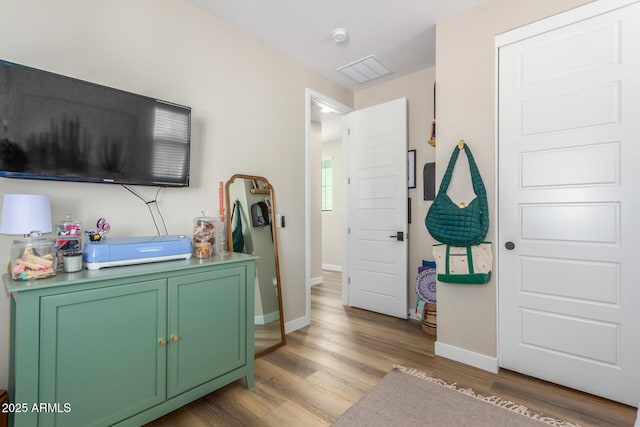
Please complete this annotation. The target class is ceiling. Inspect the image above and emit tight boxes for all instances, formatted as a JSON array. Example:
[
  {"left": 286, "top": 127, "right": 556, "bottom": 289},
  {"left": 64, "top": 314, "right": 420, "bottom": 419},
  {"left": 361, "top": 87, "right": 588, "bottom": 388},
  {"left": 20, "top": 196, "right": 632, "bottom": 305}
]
[{"left": 190, "top": 0, "right": 491, "bottom": 91}]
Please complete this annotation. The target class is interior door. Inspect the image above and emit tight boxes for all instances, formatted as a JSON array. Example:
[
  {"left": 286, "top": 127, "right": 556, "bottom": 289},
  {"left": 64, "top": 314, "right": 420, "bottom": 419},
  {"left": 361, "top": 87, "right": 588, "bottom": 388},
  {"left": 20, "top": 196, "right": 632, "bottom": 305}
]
[
  {"left": 498, "top": 1, "right": 640, "bottom": 406},
  {"left": 345, "top": 98, "right": 408, "bottom": 319}
]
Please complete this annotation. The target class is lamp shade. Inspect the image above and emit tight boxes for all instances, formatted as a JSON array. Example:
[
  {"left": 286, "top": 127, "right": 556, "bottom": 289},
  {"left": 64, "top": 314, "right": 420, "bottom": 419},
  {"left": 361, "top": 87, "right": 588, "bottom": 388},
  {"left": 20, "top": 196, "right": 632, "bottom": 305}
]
[{"left": 0, "top": 194, "right": 52, "bottom": 235}]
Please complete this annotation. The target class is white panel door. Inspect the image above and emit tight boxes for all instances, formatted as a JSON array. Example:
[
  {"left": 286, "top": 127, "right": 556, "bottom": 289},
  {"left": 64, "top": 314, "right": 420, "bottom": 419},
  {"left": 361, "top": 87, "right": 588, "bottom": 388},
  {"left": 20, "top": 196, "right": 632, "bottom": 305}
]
[
  {"left": 498, "top": 1, "right": 640, "bottom": 406},
  {"left": 345, "top": 98, "right": 408, "bottom": 319}
]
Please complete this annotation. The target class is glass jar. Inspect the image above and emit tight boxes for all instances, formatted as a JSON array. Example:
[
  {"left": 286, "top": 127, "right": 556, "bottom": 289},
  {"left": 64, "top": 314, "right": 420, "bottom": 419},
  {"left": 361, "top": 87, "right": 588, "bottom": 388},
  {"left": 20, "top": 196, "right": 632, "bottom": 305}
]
[
  {"left": 10, "top": 232, "right": 58, "bottom": 280},
  {"left": 193, "top": 211, "right": 215, "bottom": 258},
  {"left": 215, "top": 216, "right": 228, "bottom": 256},
  {"left": 56, "top": 213, "right": 82, "bottom": 270}
]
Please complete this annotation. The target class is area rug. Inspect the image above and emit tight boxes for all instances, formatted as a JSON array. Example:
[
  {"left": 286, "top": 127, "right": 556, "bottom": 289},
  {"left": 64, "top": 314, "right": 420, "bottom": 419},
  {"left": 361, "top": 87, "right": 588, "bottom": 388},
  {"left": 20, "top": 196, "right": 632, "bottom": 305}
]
[{"left": 332, "top": 366, "right": 581, "bottom": 427}]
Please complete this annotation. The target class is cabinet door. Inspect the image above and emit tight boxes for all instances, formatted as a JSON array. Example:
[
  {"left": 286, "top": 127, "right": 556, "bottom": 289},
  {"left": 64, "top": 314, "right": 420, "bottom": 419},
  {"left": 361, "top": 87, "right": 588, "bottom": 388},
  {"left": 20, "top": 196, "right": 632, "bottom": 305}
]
[
  {"left": 168, "top": 266, "right": 246, "bottom": 397},
  {"left": 39, "top": 279, "right": 167, "bottom": 427}
]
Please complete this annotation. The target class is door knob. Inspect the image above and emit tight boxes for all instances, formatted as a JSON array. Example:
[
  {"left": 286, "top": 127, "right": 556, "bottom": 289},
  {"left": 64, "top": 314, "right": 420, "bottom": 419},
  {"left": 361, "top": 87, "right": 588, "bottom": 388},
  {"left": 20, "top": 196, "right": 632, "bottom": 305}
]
[
  {"left": 389, "top": 232, "right": 404, "bottom": 241},
  {"left": 159, "top": 339, "right": 167, "bottom": 346},
  {"left": 172, "top": 335, "right": 179, "bottom": 342},
  {"left": 505, "top": 241, "right": 515, "bottom": 250}
]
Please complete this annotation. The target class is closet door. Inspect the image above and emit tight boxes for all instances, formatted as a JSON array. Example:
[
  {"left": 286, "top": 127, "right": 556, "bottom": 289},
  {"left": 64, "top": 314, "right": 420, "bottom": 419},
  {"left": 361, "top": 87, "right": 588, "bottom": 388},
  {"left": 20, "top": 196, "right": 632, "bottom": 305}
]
[{"left": 498, "top": 0, "right": 640, "bottom": 406}]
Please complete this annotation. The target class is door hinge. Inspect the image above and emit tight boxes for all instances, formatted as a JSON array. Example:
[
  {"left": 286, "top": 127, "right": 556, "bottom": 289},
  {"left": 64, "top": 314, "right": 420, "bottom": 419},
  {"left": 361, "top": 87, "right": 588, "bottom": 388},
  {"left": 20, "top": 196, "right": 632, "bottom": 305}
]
[
  {"left": 348, "top": 177, "right": 351, "bottom": 184},
  {"left": 348, "top": 128, "right": 351, "bottom": 135},
  {"left": 348, "top": 227, "right": 350, "bottom": 234},
  {"left": 348, "top": 276, "right": 351, "bottom": 284}
]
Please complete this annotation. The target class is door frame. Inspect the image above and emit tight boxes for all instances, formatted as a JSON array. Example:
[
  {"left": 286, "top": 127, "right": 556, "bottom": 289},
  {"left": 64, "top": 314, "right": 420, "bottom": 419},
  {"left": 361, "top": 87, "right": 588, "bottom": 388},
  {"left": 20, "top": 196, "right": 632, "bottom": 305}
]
[
  {"left": 303, "top": 89, "right": 352, "bottom": 330},
  {"left": 495, "top": 0, "right": 640, "bottom": 365}
]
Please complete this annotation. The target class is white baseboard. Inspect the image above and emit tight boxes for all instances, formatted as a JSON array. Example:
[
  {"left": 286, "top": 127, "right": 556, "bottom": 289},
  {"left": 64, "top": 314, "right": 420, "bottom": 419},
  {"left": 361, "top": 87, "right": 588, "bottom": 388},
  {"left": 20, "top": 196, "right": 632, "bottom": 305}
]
[
  {"left": 435, "top": 341, "right": 499, "bottom": 374},
  {"left": 310, "top": 276, "right": 323, "bottom": 286},
  {"left": 284, "top": 314, "right": 310, "bottom": 335},
  {"left": 322, "top": 264, "right": 342, "bottom": 272},
  {"left": 255, "top": 310, "right": 280, "bottom": 325}
]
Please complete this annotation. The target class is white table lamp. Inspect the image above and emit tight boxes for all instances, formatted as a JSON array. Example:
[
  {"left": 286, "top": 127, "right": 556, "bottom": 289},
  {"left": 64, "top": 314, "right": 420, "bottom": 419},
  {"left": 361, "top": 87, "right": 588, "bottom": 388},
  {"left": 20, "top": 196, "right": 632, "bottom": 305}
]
[
  {"left": 1, "top": 194, "right": 57, "bottom": 280},
  {"left": 0, "top": 194, "right": 52, "bottom": 236}
]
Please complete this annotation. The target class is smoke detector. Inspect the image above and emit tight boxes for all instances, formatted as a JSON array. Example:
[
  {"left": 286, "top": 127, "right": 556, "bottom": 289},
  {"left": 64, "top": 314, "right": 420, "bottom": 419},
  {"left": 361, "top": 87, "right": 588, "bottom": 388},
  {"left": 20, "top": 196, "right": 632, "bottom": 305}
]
[{"left": 332, "top": 28, "right": 349, "bottom": 44}]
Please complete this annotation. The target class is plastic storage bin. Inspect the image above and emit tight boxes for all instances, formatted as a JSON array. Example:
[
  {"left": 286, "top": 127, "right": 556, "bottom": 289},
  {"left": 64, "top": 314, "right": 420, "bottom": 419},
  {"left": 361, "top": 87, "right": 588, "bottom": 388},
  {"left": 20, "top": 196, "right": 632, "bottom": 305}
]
[{"left": 56, "top": 213, "right": 82, "bottom": 271}]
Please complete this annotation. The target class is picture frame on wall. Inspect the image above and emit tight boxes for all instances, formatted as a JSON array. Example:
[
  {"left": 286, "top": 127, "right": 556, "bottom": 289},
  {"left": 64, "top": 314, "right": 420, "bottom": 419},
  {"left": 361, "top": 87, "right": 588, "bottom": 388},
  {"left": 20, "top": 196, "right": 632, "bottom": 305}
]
[
  {"left": 424, "top": 162, "right": 435, "bottom": 201},
  {"left": 408, "top": 149, "right": 416, "bottom": 188}
]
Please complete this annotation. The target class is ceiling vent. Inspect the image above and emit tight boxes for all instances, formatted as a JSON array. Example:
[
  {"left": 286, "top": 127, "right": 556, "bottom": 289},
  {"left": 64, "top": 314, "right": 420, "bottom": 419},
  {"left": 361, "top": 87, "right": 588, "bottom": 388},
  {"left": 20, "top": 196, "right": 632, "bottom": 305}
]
[{"left": 337, "top": 55, "right": 392, "bottom": 84}]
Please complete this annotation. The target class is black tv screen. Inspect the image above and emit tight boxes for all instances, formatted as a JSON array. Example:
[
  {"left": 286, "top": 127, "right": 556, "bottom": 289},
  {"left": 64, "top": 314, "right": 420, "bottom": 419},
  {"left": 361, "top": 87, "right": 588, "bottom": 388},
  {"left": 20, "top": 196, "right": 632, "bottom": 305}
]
[{"left": 0, "top": 60, "right": 191, "bottom": 187}]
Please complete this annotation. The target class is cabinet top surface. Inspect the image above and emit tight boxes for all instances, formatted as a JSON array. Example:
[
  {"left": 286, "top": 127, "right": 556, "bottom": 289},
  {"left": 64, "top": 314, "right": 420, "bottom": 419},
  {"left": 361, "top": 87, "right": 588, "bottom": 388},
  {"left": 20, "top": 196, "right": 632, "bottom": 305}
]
[{"left": 3, "top": 252, "right": 257, "bottom": 294}]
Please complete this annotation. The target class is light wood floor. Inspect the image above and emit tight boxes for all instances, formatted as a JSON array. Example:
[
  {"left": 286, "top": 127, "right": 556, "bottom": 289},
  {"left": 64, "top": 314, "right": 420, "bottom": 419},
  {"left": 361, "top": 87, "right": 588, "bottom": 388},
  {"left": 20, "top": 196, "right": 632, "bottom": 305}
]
[
  {"left": 255, "top": 320, "right": 283, "bottom": 355},
  {"left": 148, "top": 271, "right": 637, "bottom": 426}
]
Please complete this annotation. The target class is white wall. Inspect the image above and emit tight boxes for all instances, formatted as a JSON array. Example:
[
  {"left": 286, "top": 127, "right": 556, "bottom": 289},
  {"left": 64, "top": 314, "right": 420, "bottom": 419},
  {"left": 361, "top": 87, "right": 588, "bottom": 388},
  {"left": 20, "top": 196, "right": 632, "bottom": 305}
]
[
  {"left": 355, "top": 67, "right": 436, "bottom": 316},
  {"left": 435, "top": 0, "right": 593, "bottom": 359},
  {"left": 321, "top": 138, "right": 343, "bottom": 269},
  {"left": 0, "top": 0, "right": 351, "bottom": 389}
]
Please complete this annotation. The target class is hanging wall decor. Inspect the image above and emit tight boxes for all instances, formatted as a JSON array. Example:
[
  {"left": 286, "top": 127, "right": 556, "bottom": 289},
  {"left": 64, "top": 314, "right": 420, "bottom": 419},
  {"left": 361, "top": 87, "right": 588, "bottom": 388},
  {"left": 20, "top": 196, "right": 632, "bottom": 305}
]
[
  {"left": 423, "top": 162, "right": 435, "bottom": 201},
  {"left": 408, "top": 150, "right": 416, "bottom": 188}
]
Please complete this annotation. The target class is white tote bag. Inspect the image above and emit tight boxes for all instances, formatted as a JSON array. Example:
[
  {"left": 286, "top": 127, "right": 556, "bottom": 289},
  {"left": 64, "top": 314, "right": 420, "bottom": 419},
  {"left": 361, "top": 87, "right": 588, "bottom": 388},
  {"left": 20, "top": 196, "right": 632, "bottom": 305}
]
[{"left": 432, "top": 242, "right": 492, "bottom": 284}]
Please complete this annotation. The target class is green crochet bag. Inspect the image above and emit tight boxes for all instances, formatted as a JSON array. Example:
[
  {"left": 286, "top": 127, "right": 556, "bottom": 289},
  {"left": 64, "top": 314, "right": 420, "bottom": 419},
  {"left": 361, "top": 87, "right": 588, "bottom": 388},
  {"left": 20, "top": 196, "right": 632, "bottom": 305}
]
[{"left": 425, "top": 142, "right": 488, "bottom": 247}]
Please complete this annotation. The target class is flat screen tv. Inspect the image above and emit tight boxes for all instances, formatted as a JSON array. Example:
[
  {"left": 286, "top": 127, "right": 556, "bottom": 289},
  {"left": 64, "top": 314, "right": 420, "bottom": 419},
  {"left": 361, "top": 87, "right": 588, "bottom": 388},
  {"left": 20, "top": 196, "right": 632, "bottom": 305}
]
[{"left": 0, "top": 60, "right": 191, "bottom": 187}]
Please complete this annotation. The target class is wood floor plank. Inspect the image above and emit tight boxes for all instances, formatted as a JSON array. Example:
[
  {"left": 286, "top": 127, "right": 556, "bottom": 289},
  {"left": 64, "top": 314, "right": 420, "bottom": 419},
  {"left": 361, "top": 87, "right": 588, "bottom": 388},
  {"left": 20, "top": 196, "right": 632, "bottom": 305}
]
[
  {"left": 148, "top": 406, "right": 208, "bottom": 427},
  {"left": 260, "top": 346, "right": 324, "bottom": 379},
  {"left": 260, "top": 401, "right": 329, "bottom": 427},
  {"left": 214, "top": 382, "right": 286, "bottom": 419},
  {"left": 306, "top": 368, "right": 370, "bottom": 403},
  {"left": 277, "top": 337, "right": 383, "bottom": 387},
  {"left": 254, "top": 357, "right": 352, "bottom": 422},
  {"left": 147, "top": 270, "right": 637, "bottom": 427}
]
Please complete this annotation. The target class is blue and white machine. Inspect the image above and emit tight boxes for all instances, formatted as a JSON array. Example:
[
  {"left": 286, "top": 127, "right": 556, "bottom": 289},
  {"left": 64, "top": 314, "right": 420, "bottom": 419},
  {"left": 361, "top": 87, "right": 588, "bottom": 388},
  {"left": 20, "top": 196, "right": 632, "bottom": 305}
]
[{"left": 83, "top": 235, "right": 192, "bottom": 270}]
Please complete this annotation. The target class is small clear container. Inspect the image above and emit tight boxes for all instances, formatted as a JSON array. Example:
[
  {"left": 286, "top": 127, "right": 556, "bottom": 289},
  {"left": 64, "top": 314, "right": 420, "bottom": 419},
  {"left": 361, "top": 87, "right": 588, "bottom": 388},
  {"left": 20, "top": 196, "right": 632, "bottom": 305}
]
[
  {"left": 62, "top": 250, "right": 83, "bottom": 273},
  {"left": 215, "top": 216, "right": 228, "bottom": 256},
  {"left": 193, "top": 211, "right": 215, "bottom": 258},
  {"left": 10, "top": 232, "right": 58, "bottom": 280},
  {"left": 56, "top": 213, "right": 82, "bottom": 270}
]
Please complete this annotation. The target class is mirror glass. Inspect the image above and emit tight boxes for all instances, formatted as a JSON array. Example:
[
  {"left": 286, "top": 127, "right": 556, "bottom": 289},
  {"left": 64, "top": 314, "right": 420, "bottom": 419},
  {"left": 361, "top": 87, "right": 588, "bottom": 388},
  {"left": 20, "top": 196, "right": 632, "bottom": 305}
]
[{"left": 226, "top": 174, "right": 285, "bottom": 357}]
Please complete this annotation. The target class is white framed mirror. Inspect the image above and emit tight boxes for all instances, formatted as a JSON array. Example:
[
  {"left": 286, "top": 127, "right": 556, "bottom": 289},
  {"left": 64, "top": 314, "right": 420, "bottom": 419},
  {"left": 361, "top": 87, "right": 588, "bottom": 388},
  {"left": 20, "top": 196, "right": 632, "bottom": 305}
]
[{"left": 226, "top": 174, "right": 285, "bottom": 357}]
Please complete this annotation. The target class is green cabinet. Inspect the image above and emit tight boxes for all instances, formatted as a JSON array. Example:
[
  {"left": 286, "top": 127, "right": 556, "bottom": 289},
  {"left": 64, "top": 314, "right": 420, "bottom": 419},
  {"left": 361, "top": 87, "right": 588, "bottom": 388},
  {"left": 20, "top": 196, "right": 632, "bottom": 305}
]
[
  {"left": 167, "top": 268, "right": 246, "bottom": 397},
  {"left": 40, "top": 279, "right": 167, "bottom": 427},
  {"left": 3, "top": 254, "right": 256, "bottom": 427}
]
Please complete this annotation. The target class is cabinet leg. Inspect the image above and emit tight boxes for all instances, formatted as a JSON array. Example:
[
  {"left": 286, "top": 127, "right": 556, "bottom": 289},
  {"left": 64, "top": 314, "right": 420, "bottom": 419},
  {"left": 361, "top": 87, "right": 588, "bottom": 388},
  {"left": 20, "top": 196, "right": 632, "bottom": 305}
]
[{"left": 245, "top": 373, "right": 254, "bottom": 388}]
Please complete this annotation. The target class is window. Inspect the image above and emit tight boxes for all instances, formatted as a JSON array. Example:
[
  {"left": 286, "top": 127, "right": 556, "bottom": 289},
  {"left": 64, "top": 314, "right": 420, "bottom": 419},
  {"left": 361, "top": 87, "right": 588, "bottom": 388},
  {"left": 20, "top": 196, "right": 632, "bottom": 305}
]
[
  {"left": 321, "top": 158, "right": 333, "bottom": 211},
  {"left": 152, "top": 107, "right": 190, "bottom": 179}
]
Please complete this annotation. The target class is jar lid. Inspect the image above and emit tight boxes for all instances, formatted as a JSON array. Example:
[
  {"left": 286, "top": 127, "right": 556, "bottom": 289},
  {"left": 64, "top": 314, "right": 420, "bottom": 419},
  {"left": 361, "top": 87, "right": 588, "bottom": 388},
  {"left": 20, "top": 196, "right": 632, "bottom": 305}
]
[
  {"left": 194, "top": 210, "right": 214, "bottom": 223},
  {"left": 59, "top": 213, "right": 79, "bottom": 224},
  {"left": 13, "top": 231, "right": 56, "bottom": 248}
]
